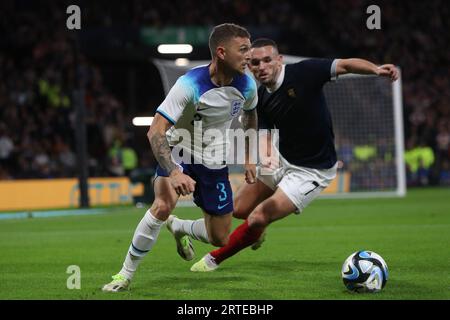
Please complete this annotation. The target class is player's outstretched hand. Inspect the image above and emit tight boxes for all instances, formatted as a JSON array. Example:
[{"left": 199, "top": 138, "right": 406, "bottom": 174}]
[
  {"left": 244, "top": 163, "right": 256, "bottom": 184},
  {"left": 169, "top": 169, "right": 196, "bottom": 196},
  {"left": 376, "top": 64, "right": 399, "bottom": 81}
]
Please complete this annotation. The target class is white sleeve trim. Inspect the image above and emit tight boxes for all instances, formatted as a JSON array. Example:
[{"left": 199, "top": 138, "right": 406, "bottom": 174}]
[{"left": 331, "top": 59, "right": 340, "bottom": 81}]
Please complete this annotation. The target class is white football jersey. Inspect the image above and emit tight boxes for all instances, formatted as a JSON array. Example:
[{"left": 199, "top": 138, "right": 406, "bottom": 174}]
[{"left": 156, "top": 65, "right": 257, "bottom": 168}]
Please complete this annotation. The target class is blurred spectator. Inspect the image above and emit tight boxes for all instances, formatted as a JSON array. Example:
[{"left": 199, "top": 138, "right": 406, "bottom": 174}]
[
  {"left": 405, "top": 138, "right": 435, "bottom": 186},
  {"left": 107, "top": 139, "right": 138, "bottom": 176},
  {"left": 0, "top": 124, "right": 15, "bottom": 172},
  {"left": 439, "top": 160, "right": 450, "bottom": 185},
  {"left": 122, "top": 143, "right": 139, "bottom": 176}
]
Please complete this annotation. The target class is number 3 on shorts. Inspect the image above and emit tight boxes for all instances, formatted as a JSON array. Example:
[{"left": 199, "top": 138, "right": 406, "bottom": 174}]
[{"left": 216, "top": 182, "right": 227, "bottom": 202}]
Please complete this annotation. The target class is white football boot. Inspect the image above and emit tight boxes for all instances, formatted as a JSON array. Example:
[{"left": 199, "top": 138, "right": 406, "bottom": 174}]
[
  {"left": 166, "top": 215, "right": 195, "bottom": 261},
  {"left": 102, "top": 274, "right": 130, "bottom": 292}
]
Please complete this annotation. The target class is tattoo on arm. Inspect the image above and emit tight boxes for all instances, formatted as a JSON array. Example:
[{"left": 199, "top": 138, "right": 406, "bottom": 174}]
[{"left": 149, "top": 132, "right": 178, "bottom": 174}]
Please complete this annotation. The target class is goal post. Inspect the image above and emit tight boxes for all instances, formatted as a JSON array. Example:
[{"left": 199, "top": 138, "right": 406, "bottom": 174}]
[
  {"left": 393, "top": 71, "right": 406, "bottom": 197},
  {"left": 152, "top": 56, "right": 406, "bottom": 199}
]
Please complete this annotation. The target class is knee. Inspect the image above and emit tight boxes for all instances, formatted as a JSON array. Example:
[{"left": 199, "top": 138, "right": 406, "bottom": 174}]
[
  {"left": 233, "top": 207, "right": 248, "bottom": 220},
  {"left": 247, "top": 209, "right": 270, "bottom": 229},
  {"left": 209, "top": 234, "right": 229, "bottom": 247},
  {"left": 233, "top": 198, "right": 249, "bottom": 220},
  {"left": 150, "top": 198, "right": 174, "bottom": 220}
]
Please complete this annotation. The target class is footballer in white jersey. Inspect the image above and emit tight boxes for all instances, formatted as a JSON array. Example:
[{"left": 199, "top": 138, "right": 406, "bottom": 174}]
[
  {"left": 156, "top": 64, "right": 257, "bottom": 168},
  {"left": 102, "top": 24, "right": 258, "bottom": 293},
  {"left": 154, "top": 64, "right": 257, "bottom": 215}
]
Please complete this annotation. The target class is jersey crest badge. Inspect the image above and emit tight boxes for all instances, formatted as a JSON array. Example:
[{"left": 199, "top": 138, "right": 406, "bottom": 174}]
[
  {"left": 287, "top": 88, "right": 296, "bottom": 98},
  {"left": 230, "top": 100, "right": 243, "bottom": 117}
]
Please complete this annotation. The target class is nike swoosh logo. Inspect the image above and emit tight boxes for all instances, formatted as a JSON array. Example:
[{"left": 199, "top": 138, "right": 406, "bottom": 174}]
[
  {"left": 197, "top": 107, "right": 211, "bottom": 112},
  {"left": 217, "top": 202, "right": 230, "bottom": 210}
]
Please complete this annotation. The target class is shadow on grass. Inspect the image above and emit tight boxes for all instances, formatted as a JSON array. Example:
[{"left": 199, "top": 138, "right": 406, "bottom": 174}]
[{"left": 232, "top": 259, "right": 337, "bottom": 273}]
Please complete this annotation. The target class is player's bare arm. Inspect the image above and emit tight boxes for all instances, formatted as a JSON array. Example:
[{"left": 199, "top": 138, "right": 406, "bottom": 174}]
[
  {"left": 242, "top": 108, "right": 258, "bottom": 184},
  {"left": 336, "top": 58, "right": 399, "bottom": 81},
  {"left": 148, "top": 113, "right": 195, "bottom": 196},
  {"left": 259, "top": 130, "right": 279, "bottom": 170}
]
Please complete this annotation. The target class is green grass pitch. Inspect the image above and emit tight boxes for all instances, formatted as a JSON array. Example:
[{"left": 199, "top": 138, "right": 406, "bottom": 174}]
[{"left": 1, "top": 188, "right": 449, "bottom": 300}]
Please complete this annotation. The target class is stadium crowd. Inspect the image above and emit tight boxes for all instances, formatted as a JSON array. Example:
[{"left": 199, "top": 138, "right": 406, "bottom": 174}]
[
  {"left": 0, "top": 1, "right": 136, "bottom": 179},
  {"left": 0, "top": 0, "right": 449, "bottom": 187}
]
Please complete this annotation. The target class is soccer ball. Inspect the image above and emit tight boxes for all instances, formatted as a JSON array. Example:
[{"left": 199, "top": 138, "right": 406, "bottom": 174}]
[{"left": 341, "top": 250, "right": 388, "bottom": 293}]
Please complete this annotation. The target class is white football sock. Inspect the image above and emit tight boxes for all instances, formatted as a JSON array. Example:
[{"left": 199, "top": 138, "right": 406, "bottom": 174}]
[
  {"left": 119, "top": 210, "right": 164, "bottom": 280},
  {"left": 204, "top": 253, "right": 218, "bottom": 268},
  {"left": 172, "top": 217, "right": 210, "bottom": 243}
]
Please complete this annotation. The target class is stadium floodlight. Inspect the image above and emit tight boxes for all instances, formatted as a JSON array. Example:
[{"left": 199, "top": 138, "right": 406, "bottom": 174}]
[
  {"left": 132, "top": 117, "right": 154, "bottom": 126},
  {"left": 157, "top": 44, "right": 193, "bottom": 54},
  {"left": 175, "top": 58, "right": 190, "bottom": 66}
]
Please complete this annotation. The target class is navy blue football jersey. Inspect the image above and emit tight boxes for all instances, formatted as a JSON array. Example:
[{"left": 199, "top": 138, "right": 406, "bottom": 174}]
[{"left": 257, "top": 58, "right": 338, "bottom": 169}]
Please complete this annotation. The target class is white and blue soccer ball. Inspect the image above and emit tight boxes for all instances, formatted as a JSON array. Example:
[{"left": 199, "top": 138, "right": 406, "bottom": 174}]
[{"left": 341, "top": 250, "right": 389, "bottom": 293}]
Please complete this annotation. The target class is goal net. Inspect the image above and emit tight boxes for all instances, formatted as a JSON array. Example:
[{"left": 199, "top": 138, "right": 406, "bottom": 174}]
[{"left": 153, "top": 56, "right": 406, "bottom": 199}]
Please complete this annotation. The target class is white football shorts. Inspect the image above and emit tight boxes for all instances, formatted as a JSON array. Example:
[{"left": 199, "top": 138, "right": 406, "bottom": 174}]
[{"left": 256, "top": 157, "right": 337, "bottom": 213}]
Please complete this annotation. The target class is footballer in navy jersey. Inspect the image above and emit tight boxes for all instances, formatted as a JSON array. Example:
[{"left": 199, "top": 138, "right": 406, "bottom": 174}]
[
  {"left": 256, "top": 59, "right": 338, "bottom": 169},
  {"left": 190, "top": 38, "right": 399, "bottom": 272}
]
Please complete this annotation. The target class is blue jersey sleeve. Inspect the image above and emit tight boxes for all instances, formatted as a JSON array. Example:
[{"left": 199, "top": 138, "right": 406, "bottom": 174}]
[{"left": 243, "top": 76, "right": 258, "bottom": 111}]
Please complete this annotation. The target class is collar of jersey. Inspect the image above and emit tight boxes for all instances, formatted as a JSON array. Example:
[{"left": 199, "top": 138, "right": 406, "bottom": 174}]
[
  {"left": 266, "top": 64, "right": 286, "bottom": 94},
  {"left": 207, "top": 63, "right": 239, "bottom": 88}
]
